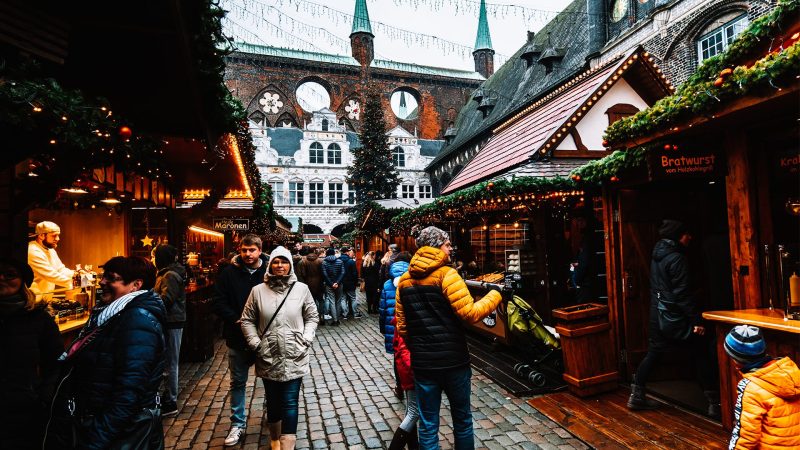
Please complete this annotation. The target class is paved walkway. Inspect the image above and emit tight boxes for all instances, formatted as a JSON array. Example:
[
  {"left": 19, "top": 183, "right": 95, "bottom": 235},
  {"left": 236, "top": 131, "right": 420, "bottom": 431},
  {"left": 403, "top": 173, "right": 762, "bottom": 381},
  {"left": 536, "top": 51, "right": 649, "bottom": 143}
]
[{"left": 164, "top": 300, "right": 588, "bottom": 450}]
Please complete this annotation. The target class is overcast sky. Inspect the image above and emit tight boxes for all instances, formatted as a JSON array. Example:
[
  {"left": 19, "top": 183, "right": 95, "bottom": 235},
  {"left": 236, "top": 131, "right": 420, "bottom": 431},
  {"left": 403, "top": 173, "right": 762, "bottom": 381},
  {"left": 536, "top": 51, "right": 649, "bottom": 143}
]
[{"left": 221, "top": 0, "right": 572, "bottom": 72}]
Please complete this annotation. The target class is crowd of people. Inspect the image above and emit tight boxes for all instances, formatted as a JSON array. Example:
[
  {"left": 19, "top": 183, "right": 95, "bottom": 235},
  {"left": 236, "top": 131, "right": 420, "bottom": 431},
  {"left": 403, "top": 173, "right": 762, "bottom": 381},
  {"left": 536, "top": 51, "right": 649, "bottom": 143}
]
[{"left": 2, "top": 224, "right": 799, "bottom": 450}]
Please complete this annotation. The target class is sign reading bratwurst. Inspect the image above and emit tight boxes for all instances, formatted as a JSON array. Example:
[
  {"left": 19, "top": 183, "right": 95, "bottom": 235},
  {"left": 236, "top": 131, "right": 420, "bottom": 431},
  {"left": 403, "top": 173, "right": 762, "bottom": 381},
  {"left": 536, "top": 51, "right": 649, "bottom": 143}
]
[
  {"left": 213, "top": 218, "right": 250, "bottom": 232},
  {"left": 648, "top": 147, "right": 724, "bottom": 180}
]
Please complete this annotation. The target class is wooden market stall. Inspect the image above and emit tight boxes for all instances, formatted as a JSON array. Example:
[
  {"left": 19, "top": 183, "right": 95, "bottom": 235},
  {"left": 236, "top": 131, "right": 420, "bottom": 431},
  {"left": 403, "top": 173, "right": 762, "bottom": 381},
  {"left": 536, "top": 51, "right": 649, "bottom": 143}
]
[{"left": 591, "top": 6, "right": 800, "bottom": 428}]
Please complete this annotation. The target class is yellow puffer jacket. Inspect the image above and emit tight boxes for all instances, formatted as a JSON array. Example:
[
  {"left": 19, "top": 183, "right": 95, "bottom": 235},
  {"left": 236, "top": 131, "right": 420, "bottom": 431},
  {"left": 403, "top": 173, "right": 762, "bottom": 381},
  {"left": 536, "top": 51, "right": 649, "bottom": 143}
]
[
  {"left": 395, "top": 246, "right": 502, "bottom": 337},
  {"left": 729, "top": 356, "right": 800, "bottom": 449}
]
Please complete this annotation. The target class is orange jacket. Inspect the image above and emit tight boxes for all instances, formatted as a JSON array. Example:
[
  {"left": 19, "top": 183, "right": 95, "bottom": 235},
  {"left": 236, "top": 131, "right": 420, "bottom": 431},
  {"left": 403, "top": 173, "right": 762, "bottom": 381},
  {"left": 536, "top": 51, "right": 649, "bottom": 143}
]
[
  {"left": 729, "top": 356, "right": 800, "bottom": 449},
  {"left": 395, "top": 246, "right": 502, "bottom": 337}
]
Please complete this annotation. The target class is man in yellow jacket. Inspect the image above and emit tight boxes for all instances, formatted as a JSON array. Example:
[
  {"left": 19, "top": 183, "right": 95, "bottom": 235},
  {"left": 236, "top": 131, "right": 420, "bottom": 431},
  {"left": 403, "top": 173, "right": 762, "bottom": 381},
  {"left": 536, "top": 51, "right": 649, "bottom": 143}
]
[
  {"left": 725, "top": 325, "right": 800, "bottom": 449},
  {"left": 395, "top": 225, "right": 503, "bottom": 450}
]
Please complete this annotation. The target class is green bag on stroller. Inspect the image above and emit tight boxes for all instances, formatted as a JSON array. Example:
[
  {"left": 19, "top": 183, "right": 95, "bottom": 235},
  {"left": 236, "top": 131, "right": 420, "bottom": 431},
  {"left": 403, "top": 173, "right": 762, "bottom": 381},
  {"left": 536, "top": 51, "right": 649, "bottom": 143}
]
[{"left": 507, "top": 295, "right": 560, "bottom": 349}]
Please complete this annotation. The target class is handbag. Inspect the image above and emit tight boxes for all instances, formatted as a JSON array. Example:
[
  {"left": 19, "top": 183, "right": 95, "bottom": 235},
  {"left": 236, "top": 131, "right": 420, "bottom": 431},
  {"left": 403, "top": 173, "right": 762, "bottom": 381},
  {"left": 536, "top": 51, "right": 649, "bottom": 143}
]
[
  {"left": 655, "top": 291, "right": 692, "bottom": 341},
  {"left": 108, "top": 402, "right": 163, "bottom": 450}
]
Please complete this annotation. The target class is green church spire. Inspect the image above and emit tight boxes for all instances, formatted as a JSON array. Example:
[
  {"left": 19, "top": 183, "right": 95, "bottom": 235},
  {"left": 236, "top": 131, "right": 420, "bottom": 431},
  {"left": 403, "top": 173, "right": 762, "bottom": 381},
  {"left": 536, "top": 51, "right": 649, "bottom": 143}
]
[
  {"left": 351, "top": 0, "right": 373, "bottom": 36},
  {"left": 474, "top": 0, "right": 493, "bottom": 50}
]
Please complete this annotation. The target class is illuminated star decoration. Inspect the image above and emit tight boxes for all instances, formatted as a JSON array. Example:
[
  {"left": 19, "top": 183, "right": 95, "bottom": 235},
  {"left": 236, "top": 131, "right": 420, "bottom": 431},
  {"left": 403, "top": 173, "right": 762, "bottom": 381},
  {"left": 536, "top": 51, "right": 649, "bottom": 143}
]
[
  {"left": 346, "top": 99, "right": 360, "bottom": 120},
  {"left": 140, "top": 235, "right": 154, "bottom": 247}
]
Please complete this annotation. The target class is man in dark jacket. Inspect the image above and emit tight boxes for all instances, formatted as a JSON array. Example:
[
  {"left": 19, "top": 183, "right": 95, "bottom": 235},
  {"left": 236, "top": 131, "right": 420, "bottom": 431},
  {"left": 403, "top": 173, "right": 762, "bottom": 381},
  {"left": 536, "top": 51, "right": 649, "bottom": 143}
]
[
  {"left": 321, "top": 248, "right": 344, "bottom": 325},
  {"left": 153, "top": 244, "right": 186, "bottom": 416},
  {"left": 296, "top": 247, "right": 325, "bottom": 323},
  {"left": 628, "top": 220, "right": 717, "bottom": 416},
  {"left": 211, "top": 234, "right": 267, "bottom": 446},
  {"left": 339, "top": 246, "right": 361, "bottom": 319}
]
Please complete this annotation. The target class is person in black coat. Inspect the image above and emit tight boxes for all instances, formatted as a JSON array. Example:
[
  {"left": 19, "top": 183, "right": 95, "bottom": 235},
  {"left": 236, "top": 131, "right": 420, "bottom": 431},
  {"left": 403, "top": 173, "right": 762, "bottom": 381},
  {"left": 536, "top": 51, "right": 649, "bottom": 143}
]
[
  {"left": 52, "top": 256, "right": 166, "bottom": 449},
  {"left": 210, "top": 234, "right": 268, "bottom": 446},
  {"left": 0, "top": 258, "right": 63, "bottom": 450},
  {"left": 628, "top": 220, "right": 718, "bottom": 416}
]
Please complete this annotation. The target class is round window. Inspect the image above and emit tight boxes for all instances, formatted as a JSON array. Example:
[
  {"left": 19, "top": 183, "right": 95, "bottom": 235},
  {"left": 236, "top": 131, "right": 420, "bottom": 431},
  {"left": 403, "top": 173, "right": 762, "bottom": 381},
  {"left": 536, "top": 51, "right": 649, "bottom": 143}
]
[
  {"left": 390, "top": 89, "right": 419, "bottom": 121},
  {"left": 296, "top": 81, "right": 331, "bottom": 113},
  {"left": 611, "top": 0, "right": 628, "bottom": 23}
]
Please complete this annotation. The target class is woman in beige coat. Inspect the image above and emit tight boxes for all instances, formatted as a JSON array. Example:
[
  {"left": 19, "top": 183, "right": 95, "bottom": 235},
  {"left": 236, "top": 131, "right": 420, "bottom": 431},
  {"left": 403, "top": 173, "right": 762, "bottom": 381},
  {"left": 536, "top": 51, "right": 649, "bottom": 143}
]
[{"left": 241, "top": 246, "right": 319, "bottom": 450}]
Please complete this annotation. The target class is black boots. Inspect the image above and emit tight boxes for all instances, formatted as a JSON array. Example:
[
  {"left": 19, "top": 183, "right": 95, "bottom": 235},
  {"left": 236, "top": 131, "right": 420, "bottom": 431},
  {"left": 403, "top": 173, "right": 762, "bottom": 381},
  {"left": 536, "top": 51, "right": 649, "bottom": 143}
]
[
  {"left": 388, "top": 427, "right": 418, "bottom": 450},
  {"left": 627, "top": 383, "right": 659, "bottom": 410}
]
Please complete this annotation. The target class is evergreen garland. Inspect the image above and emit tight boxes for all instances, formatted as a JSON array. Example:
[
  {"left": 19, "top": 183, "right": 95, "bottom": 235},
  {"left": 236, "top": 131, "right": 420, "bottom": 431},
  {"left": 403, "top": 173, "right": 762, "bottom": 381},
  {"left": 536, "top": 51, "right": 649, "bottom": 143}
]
[{"left": 605, "top": 0, "right": 800, "bottom": 145}]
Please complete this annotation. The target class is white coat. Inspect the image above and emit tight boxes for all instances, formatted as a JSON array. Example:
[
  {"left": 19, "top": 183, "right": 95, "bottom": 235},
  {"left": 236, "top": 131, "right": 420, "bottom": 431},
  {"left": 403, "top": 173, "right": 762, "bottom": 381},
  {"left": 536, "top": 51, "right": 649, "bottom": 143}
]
[
  {"left": 27, "top": 240, "right": 73, "bottom": 296},
  {"left": 241, "top": 246, "right": 319, "bottom": 381}
]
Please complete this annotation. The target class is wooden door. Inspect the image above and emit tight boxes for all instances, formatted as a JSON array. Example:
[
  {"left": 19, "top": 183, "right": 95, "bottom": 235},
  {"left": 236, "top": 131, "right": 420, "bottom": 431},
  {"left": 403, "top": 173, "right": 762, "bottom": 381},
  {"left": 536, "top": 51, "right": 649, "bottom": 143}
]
[{"left": 614, "top": 189, "right": 660, "bottom": 379}]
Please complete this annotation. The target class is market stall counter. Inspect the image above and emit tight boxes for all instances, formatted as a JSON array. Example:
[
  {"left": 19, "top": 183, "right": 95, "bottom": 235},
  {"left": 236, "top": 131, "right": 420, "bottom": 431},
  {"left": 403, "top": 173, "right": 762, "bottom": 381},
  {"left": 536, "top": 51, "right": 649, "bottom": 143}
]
[{"left": 702, "top": 309, "right": 800, "bottom": 430}]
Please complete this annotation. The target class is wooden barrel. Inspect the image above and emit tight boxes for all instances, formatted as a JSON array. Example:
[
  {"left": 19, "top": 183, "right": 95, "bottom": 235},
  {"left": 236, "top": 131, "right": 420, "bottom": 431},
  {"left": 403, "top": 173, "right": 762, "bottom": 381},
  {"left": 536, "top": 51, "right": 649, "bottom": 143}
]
[{"left": 553, "top": 303, "right": 618, "bottom": 397}]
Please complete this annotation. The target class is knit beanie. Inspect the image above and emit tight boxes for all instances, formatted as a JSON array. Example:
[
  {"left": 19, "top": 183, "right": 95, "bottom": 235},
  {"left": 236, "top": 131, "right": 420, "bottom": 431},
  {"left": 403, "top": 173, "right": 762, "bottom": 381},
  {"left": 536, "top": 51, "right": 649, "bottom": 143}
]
[
  {"left": 413, "top": 226, "right": 450, "bottom": 249},
  {"left": 658, "top": 219, "right": 687, "bottom": 241},
  {"left": 724, "top": 325, "right": 766, "bottom": 363}
]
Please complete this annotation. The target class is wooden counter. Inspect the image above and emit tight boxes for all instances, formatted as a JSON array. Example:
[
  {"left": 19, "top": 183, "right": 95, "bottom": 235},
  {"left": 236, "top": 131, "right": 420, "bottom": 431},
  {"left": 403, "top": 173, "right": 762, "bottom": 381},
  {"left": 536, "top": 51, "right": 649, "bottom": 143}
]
[
  {"left": 702, "top": 308, "right": 800, "bottom": 334},
  {"left": 702, "top": 309, "right": 800, "bottom": 430}
]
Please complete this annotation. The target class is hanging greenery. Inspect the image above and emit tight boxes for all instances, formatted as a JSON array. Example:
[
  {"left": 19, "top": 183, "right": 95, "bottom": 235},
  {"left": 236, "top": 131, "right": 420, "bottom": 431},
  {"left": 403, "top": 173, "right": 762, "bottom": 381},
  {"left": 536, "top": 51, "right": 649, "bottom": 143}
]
[
  {"left": 568, "top": 147, "right": 649, "bottom": 185},
  {"left": 390, "top": 176, "right": 579, "bottom": 234},
  {"left": 605, "top": 0, "right": 800, "bottom": 145}
]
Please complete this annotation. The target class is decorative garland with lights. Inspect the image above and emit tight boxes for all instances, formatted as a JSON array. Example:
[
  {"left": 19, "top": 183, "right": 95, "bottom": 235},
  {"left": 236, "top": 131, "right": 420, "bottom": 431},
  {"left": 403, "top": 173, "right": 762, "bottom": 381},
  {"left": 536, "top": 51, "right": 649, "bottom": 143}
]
[
  {"left": 568, "top": 147, "right": 649, "bottom": 185},
  {"left": 390, "top": 176, "right": 579, "bottom": 234},
  {"left": 0, "top": 77, "right": 172, "bottom": 209},
  {"left": 604, "top": 0, "right": 800, "bottom": 145}
]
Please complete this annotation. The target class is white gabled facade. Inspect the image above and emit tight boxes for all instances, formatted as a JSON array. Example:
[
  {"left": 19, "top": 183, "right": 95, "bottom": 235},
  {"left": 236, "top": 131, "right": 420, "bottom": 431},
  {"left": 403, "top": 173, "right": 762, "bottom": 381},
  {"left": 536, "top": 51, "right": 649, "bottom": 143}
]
[{"left": 251, "top": 110, "right": 437, "bottom": 234}]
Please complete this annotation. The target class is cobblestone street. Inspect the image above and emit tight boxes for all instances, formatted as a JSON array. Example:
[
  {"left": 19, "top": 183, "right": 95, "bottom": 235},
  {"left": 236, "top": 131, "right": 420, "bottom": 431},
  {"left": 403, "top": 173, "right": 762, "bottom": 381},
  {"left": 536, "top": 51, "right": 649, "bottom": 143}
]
[{"left": 164, "top": 298, "right": 588, "bottom": 450}]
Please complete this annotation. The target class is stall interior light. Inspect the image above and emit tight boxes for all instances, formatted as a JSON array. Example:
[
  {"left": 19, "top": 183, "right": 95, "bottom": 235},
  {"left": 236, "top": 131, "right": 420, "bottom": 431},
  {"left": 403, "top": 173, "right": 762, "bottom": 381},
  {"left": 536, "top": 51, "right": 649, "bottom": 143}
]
[
  {"left": 61, "top": 187, "right": 89, "bottom": 194},
  {"left": 100, "top": 197, "right": 121, "bottom": 205},
  {"left": 188, "top": 225, "right": 224, "bottom": 238}
]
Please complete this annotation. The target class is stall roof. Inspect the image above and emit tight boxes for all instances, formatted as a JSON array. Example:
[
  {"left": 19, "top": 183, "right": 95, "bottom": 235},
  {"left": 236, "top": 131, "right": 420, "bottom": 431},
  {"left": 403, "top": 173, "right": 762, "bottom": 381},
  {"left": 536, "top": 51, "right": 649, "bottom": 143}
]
[
  {"left": 442, "top": 48, "right": 670, "bottom": 194},
  {"left": 502, "top": 159, "right": 594, "bottom": 180}
]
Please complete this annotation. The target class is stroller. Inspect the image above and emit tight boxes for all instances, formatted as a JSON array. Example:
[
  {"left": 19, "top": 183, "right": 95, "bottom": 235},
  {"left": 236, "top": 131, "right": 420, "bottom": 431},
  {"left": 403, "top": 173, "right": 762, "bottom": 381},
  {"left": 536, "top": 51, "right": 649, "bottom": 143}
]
[{"left": 505, "top": 295, "right": 563, "bottom": 387}]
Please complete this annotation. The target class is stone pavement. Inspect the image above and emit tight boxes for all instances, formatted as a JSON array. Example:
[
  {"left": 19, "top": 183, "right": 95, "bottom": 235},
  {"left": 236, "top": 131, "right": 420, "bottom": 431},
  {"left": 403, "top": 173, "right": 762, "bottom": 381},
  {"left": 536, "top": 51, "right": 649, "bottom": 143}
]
[{"left": 164, "top": 300, "right": 588, "bottom": 450}]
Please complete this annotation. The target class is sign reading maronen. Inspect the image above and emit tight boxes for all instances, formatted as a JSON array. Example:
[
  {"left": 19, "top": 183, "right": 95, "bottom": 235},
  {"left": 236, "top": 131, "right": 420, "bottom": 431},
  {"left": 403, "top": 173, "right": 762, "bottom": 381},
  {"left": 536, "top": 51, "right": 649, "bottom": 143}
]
[{"left": 213, "top": 218, "right": 250, "bottom": 231}]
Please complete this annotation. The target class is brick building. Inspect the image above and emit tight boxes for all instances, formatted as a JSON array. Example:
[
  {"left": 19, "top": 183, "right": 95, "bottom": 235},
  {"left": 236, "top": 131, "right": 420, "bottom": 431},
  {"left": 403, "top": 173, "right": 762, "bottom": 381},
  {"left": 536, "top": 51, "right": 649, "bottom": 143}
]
[
  {"left": 223, "top": 0, "right": 494, "bottom": 233},
  {"left": 428, "top": 0, "right": 776, "bottom": 192}
]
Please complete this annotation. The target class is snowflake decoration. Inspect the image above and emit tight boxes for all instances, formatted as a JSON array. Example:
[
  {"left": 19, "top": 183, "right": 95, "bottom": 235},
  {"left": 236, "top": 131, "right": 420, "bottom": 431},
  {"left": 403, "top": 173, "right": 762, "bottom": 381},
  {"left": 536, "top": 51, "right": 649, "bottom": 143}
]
[
  {"left": 259, "top": 92, "right": 284, "bottom": 114},
  {"left": 345, "top": 99, "right": 360, "bottom": 120}
]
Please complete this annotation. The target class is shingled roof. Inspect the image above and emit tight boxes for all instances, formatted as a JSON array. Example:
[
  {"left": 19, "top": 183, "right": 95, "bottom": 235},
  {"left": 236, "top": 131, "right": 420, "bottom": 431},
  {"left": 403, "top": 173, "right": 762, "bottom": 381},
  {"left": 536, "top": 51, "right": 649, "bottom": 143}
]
[
  {"left": 427, "top": 0, "right": 590, "bottom": 169},
  {"left": 265, "top": 128, "right": 444, "bottom": 158}
]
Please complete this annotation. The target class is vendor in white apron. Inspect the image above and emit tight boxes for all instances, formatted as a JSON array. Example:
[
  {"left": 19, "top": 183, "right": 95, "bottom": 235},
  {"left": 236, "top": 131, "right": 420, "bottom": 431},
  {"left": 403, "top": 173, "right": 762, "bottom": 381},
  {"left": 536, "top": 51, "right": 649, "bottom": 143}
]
[{"left": 27, "top": 221, "right": 74, "bottom": 299}]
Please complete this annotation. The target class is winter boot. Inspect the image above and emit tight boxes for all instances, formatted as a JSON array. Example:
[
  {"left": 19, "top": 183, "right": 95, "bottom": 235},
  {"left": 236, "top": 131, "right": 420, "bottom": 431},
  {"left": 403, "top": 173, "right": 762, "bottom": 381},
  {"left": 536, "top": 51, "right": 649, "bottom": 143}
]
[
  {"left": 279, "top": 434, "right": 297, "bottom": 450},
  {"left": 268, "top": 421, "right": 282, "bottom": 450},
  {"left": 704, "top": 391, "right": 721, "bottom": 419},
  {"left": 388, "top": 428, "right": 414, "bottom": 450},
  {"left": 627, "top": 383, "right": 659, "bottom": 410}
]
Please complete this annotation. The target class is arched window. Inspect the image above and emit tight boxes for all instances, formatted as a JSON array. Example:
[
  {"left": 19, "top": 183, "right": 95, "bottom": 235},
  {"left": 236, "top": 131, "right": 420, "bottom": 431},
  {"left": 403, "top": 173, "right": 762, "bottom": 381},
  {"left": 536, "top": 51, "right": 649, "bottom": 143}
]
[
  {"left": 697, "top": 14, "right": 748, "bottom": 62},
  {"left": 327, "top": 143, "right": 342, "bottom": 164},
  {"left": 321, "top": 118, "right": 329, "bottom": 131},
  {"left": 309, "top": 142, "right": 324, "bottom": 164},
  {"left": 392, "top": 146, "right": 405, "bottom": 167}
]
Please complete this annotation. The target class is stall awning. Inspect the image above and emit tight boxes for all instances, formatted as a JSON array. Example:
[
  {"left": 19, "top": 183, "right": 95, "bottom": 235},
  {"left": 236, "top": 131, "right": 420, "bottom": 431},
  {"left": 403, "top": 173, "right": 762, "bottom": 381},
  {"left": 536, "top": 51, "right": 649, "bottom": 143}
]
[{"left": 442, "top": 48, "right": 670, "bottom": 194}]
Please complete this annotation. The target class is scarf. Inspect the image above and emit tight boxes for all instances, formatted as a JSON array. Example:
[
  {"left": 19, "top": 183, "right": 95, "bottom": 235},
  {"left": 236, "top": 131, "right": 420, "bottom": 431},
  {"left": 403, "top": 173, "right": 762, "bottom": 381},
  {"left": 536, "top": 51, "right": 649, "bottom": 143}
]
[
  {"left": 0, "top": 292, "right": 27, "bottom": 315},
  {"left": 96, "top": 290, "right": 148, "bottom": 327},
  {"left": 265, "top": 275, "right": 291, "bottom": 292}
]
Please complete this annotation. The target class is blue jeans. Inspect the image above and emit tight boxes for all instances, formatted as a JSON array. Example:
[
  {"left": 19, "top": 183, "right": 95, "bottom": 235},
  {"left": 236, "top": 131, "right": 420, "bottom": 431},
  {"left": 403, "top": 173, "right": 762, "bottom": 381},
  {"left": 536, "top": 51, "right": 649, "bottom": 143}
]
[
  {"left": 164, "top": 328, "right": 183, "bottom": 403},
  {"left": 342, "top": 288, "right": 357, "bottom": 317},
  {"left": 415, "top": 367, "right": 474, "bottom": 450},
  {"left": 324, "top": 285, "right": 342, "bottom": 322},
  {"left": 262, "top": 378, "right": 303, "bottom": 434},
  {"left": 227, "top": 346, "right": 252, "bottom": 427}
]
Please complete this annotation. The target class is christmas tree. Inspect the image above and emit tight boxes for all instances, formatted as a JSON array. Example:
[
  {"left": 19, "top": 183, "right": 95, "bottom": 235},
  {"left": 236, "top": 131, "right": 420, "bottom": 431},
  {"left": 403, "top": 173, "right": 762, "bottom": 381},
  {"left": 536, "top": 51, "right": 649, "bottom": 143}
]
[{"left": 346, "top": 89, "right": 400, "bottom": 205}]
